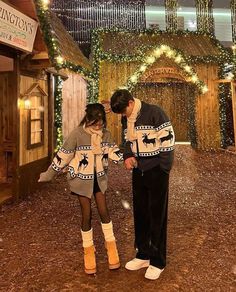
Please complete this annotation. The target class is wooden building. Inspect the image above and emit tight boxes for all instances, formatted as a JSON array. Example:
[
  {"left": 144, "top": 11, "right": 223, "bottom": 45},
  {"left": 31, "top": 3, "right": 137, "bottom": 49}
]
[
  {"left": 0, "top": 0, "right": 91, "bottom": 204},
  {"left": 94, "top": 30, "right": 235, "bottom": 150}
]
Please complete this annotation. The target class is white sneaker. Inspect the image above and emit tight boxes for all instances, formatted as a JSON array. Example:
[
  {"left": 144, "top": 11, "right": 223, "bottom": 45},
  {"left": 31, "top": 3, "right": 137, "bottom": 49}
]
[
  {"left": 125, "top": 258, "right": 150, "bottom": 271},
  {"left": 144, "top": 265, "right": 164, "bottom": 280}
]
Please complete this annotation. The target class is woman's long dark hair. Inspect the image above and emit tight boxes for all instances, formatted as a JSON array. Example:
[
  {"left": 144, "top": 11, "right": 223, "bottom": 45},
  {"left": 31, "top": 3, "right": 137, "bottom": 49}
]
[{"left": 80, "top": 103, "right": 107, "bottom": 128}]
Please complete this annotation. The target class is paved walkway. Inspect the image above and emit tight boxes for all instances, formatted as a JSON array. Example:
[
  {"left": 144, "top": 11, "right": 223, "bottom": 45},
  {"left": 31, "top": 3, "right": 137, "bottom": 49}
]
[{"left": 1, "top": 146, "right": 236, "bottom": 291}]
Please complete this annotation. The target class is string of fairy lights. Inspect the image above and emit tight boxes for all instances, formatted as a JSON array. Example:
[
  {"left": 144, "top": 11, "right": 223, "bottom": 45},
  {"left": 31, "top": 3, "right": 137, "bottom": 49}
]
[
  {"left": 35, "top": 0, "right": 235, "bottom": 148},
  {"left": 34, "top": 0, "right": 95, "bottom": 149},
  {"left": 124, "top": 44, "right": 208, "bottom": 93}
]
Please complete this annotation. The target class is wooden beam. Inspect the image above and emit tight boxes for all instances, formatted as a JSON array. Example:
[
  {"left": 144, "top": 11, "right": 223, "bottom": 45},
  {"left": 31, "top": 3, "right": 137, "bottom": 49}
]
[
  {"left": 26, "top": 60, "right": 51, "bottom": 70},
  {"left": 45, "top": 68, "right": 69, "bottom": 80},
  {"left": 231, "top": 82, "right": 236, "bottom": 147},
  {"left": 32, "top": 52, "right": 49, "bottom": 60},
  {"left": 215, "top": 79, "right": 235, "bottom": 83}
]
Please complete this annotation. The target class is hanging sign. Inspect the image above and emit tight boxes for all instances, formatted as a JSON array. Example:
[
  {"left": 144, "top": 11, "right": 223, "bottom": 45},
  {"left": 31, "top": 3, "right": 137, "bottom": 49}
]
[
  {"left": 140, "top": 67, "right": 187, "bottom": 82},
  {"left": 0, "top": 0, "right": 38, "bottom": 52}
]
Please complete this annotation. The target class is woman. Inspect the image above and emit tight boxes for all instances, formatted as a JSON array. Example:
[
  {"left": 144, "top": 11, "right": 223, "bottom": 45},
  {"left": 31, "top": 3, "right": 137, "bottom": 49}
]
[{"left": 39, "top": 103, "right": 123, "bottom": 274}]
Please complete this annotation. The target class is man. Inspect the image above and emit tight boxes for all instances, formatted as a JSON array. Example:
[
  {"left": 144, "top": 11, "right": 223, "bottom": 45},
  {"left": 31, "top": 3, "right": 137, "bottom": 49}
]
[{"left": 110, "top": 89, "right": 175, "bottom": 280}]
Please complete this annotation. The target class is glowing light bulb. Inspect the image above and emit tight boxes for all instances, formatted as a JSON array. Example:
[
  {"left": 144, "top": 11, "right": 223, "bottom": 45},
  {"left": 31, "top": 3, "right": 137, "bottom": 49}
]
[
  {"left": 18, "top": 99, "right": 24, "bottom": 109},
  {"left": 130, "top": 75, "right": 138, "bottom": 83},
  {"left": 42, "top": 0, "right": 50, "bottom": 9},
  {"left": 201, "top": 85, "right": 208, "bottom": 94},
  {"left": 184, "top": 65, "right": 191, "bottom": 72},
  {"left": 139, "top": 65, "right": 147, "bottom": 72},
  {"left": 24, "top": 99, "right": 31, "bottom": 109},
  {"left": 56, "top": 56, "right": 64, "bottom": 64},
  {"left": 191, "top": 75, "right": 198, "bottom": 83},
  {"left": 175, "top": 55, "right": 182, "bottom": 63},
  {"left": 153, "top": 48, "right": 162, "bottom": 57},
  {"left": 160, "top": 45, "right": 169, "bottom": 52},
  {"left": 146, "top": 56, "right": 155, "bottom": 64},
  {"left": 166, "top": 49, "right": 175, "bottom": 58}
]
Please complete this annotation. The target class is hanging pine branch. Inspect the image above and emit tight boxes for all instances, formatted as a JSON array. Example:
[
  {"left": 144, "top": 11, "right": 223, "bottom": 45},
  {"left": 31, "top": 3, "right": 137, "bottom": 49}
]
[
  {"left": 195, "top": 0, "right": 214, "bottom": 35},
  {"left": 165, "top": 0, "right": 178, "bottom": 32}
]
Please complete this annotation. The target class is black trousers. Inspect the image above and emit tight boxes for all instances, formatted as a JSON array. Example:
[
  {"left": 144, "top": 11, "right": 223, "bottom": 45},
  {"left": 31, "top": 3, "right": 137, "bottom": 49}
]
[{"left": 132, "top": 165, "right": 169, "bottom": 269}]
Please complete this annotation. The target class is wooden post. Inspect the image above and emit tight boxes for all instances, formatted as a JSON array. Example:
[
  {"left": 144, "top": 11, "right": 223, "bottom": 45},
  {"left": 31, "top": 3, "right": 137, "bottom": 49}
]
[{"left": 231, "top": 81, "right": 236, "bottom": 149}]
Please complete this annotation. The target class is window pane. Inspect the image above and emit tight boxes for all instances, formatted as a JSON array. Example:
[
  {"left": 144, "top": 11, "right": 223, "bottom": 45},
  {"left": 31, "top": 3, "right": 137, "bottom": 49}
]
[
  {"left": 30, "top": 120, "right": 42, "bottom": 144},
  {"left": 28, "top": 92, "right": 44, "bottom": 147},
  {"left": 31, "top": 109, "right": 41, "bottom": 119}
]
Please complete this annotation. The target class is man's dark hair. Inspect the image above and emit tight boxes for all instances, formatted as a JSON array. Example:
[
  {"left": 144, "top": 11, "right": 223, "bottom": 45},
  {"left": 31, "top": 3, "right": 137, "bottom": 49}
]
[{"left": 110, "top": 89, "right": 134, "bottom": 113}]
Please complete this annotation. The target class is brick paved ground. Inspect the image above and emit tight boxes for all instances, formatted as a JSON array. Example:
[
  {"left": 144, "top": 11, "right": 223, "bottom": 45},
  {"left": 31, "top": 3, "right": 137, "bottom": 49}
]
[{"left": 1, "top": 145, "right": 236, "bottom": 291}]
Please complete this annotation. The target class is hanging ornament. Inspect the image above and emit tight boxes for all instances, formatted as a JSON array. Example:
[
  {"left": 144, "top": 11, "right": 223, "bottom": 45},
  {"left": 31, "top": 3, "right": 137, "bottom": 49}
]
[
  {"left": 231, "top": 1, "right": 236, "bottom": 44},
  {"left": 165, "top": 0, "right": 178, "bottom": 32},
  {"left": 50, "top": 0, "right": 146, "bottom": 46},
  {"left": 195, "top": 0, "right": 214, "bottom": 35}
]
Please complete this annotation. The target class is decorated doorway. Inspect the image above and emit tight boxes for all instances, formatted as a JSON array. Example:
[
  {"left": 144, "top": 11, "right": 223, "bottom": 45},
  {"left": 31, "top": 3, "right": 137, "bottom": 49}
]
[{"left": 132, "top": 81, "right": 195, "bottom": 142}]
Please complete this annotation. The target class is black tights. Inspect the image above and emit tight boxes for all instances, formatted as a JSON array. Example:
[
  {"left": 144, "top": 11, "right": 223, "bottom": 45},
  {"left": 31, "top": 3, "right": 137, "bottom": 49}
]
[{"left": 79, "top": 192, "right": 111, "bottom": 231}]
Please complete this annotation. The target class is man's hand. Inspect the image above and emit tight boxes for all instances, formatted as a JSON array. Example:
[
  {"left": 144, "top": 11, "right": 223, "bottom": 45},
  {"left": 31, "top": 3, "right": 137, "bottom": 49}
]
[{"left": 124, "top": 157, "right": 137, "bottom": 170}]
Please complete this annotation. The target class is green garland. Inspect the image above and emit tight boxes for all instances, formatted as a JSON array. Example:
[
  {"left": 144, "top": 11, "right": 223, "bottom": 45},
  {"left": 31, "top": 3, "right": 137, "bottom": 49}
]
[
  {"left": 54, "top": 76, "right": 63, "bottom": 152},
  {"left": 91, "top": 28, "right": 234, "bottom": 147},
  {"left": 35, "top": 2, "right": 234, "bottom": 148},
  {"left": 34, "top": 0, "right": 93, "bottom": 80}
]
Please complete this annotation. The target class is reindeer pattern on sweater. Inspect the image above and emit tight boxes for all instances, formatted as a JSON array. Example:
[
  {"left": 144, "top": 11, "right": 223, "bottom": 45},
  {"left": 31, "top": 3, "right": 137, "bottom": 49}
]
[
  {"left": 124, "top": 122, "right": 174, "bottom": 157},
  {"left": 123, "top": 101, "right": 175, "bottom": 172},
  {"left": 41, "top": 126, "right": 123, "bottom": 198}
]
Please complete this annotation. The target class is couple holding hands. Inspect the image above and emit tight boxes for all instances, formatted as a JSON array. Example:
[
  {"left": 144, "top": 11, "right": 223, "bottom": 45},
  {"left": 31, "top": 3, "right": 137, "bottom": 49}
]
[{"left": 39, "top": 89, "right": 175, "bottom": 281}]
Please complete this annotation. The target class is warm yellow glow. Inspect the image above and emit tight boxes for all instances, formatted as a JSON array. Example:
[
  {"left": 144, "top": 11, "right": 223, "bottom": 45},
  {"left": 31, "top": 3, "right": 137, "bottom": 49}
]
[
  {"left": 153, "top": 48, "right": 162, "bottom": 57},
  {"left": 42, "top": 0, "right": 50, "bottom": 8},
  {"left": 202, "top": 85, "right": 208, "bottom": 94},
  {"left": 17, "top": 99, "right": 24, "bottom": 109},
  {"left": 146, "top": 56, "right": 155, "bottom": 64},
  {"left": 232, "top": 44, "right": 236, "bottom": 51},
  {"left": 56, "top": 56, "right": 64, "bottom": 64},
  {"left": 24, "top": 99, "right": 31, "bottom": 109},
  {"left": 130, "top": 75, "right": 138, "bottom": 83},
  {"left": 18, "top": 99, "right": 32, "bottom": 109},
  {"left": 160, "top": 45, "right": 169, "bottom": 51},
  {"left": 184, "top": 65, "right": 191, "bottom": 72},
  {"left": 139, "top": 65, "right": 147, "bottom": 72},
  {"left": 175, "top": 55, "right": 182, "bottom": 63},
  {"left": 191, "top": 75, "right": 198, "bottom": 83},
  {"left": 166, "top": 49, "right": 175, "bottom": 58}
]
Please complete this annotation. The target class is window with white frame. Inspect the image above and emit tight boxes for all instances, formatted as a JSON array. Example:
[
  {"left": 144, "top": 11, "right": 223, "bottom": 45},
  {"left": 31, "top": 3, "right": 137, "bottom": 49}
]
[{"left": 27, "top": 93, "right": 44, "bottom": 149}]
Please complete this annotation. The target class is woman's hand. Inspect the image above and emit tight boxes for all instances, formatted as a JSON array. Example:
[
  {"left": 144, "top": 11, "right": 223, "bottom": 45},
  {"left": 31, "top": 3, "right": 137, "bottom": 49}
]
[{"left": 38, "top": 172, "right": 51, "bottom": 182}]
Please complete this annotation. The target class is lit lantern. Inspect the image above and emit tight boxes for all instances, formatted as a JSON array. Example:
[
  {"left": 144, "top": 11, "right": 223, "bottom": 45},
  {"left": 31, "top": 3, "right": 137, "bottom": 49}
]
[{"left": 24, "top": 99, "right": 32, "bottom": 109}]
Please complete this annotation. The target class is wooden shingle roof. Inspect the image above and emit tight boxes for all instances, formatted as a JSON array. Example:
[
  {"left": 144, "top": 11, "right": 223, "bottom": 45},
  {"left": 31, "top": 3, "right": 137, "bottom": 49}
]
[
  {"left": 101, "top": 31, "right": 224, "bottom": 58},
  {"left": 7, "top": 0, "right": 91, "bottom": 72},
  {"left": 49, "top": 11, "right": 91, "bottom": 71}
]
